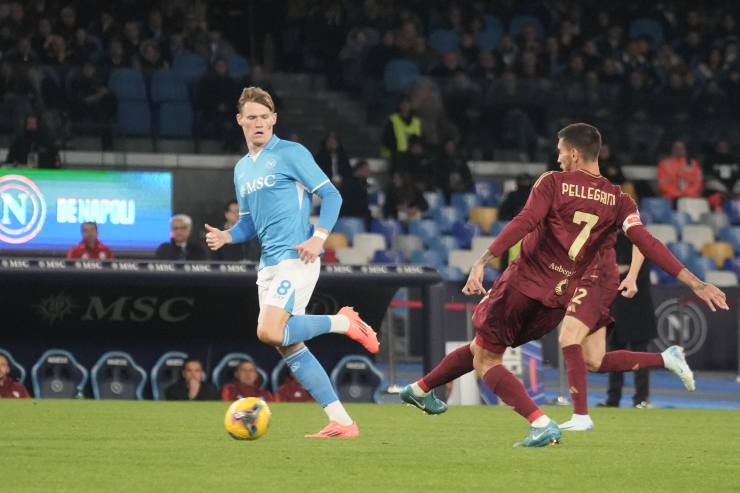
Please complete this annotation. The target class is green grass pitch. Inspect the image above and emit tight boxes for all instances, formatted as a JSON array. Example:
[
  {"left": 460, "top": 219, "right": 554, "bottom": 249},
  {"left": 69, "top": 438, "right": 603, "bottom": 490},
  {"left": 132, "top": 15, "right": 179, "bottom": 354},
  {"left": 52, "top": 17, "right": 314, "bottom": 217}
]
[{"left": 2, "top": 400, "right": 739, "bottom": 493}]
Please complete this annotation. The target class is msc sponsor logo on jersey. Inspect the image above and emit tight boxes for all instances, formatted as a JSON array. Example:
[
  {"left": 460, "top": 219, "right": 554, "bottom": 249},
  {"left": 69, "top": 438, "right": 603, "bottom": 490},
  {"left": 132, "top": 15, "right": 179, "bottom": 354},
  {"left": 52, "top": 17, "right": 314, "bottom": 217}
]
[
  {"left": 240, "top": 174, "right": 277, "bottom": 196},
  {"left": 0, "top": 174, "right": 47, "bottom": 244}
]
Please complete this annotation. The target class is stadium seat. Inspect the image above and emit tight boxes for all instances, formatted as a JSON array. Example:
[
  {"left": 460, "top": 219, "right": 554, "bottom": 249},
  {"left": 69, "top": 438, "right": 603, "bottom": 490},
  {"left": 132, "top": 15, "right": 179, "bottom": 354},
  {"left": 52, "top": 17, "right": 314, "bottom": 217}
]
[
  {"left": 669, "top": 211, "right": 693, "bottom": 232},
  {"left": 681, "top": 224, "right": 715, "bottom": 252},
  {"left": 158, "top": 102, "right": 193, "bottom": 137},
  {"left": 693, "top": 256, "right": 717, "bottom": 278},
  {"left": 474, "top": 181, "right": 502, "bottom": 206},
  {"left": 640, "top": 198, "right": 673, "bottom": 224},
  {"left": 628, "top": 17, "right": 665, "bottom": 47},
  {"left": 723, "top": 257, "right": 740, "bottom": 277},
  {"left": 699, "top": 211, "right": 730, "bottom": 235},
  {"left": 438, "top": 265, "right": 466, "bottom": 282},
  {"left": 383, "top": 58, "right": 420, "bottom": 94},
  {"left": 677, "top": 197, "right": 710, "bottom": 222},
  {"left": 429, "top": 235, "right": 460, "bottom": 258},
  {"left": 667, "top": 242, "right": 697, "bottom": 265},
  {"left": 646, "top": 224, "right": 678, "bottom": 244},
  {"left": 330, "top": 355, "right": 384, "bottom": 403},
  {"left": 336, "top": 247, "right": 370, "bottom": 264},
  {"left": 451, "top": 192, "right": 482, "bottom": 216},
  {"left": 333, "top": 217, "right": 366, "bottom": 244},
  {"left": 702, "top": 241, "right": 735, "bottom": 268},
  {"left": 91, "top": 351, "right": 147, "bottom": 400},
  {"left": 352, "top": 233, "right": 386, "bottom": 259},
  {"left": 270, "top": 359, "right": 289, "bottom": 393},
  {"left": 452, "top": 221, "right": 483, "bottom": 249},
  {"left": 490, "top": 221, "right": 509, "bottom": 236},
  {"left": 469, "top": 207, "right": 498, "bottom": 233},
  {"left": 435, "top": 207, "right": 466, "bottom": 233},
  {"left": 172, "top": 51, "right": 208, "bottom": 83},
  {"left": 324, "top": 232, "right": 349, "bottom": 250},
  {"left": 410, "top": 249, "right": 446, "bottom": 269},
  {"left": 212, "top": 352, "right": 268, "bottom": 390},
  {"left": 652, "top": 267, "right": 679, "bottom": 285},
  {"left": 429, "top": 29, "right": 460, "bottom": 53},
  {"left": 483, "top": 14, "right": 504, "bottom": 32},
  {"left": 408, "top": 220, "right": 442, "bottom": 246},
  {"left": 227, "top": 54, "right": 250, "bottom": 80},
  {"left": 150, "top": 351, "right": 188, "bottom": 401},
  {"left": 372, "top": 249, "right": 404, "bottom": 264},
  {"left": 423, "top": 191, "right": 446, "bottom": 217},
  {"left": 370, "top": 218, "right": 403, "bottom": 246},
  {"left": 509, "top": 14, "right": 544, "bottom": 35},
  {"left": 0, "top": 348, "right": 26, "bottom": 384},
  {"left": 484, "top": 266, "right": 501, "bottom": 284},
  {"left": 448, "top": 249, "right": 480, "bottom": 273},
  {"left": 31, "top": 349, "right": 88, "bottom": 399},
  {"left": 108, "top": 68, "right": 147, "bottom": 101},
  {"left": 368, "top": 190, "right": 385, "bottom": 206},
  {"left": 471, "top": 236, "right": 496, "bottom": 253},
  {"left": 704, "top": 270, "right": 738, "bottom": 287},
  {"left": 725, "top": 200, "right": 740, "bottom": 225},
  {"left": 476, "top": 27, "right": 502, "bottom": 50},
  {"left": 115, "top": 101, "right": 152, "bottom": 135},
  {"left": 719, "top": 227, "right": 740, "bottom": 253},
  {"left": 392, "top": 234, "right": 424, "bottom": 260},
  {"left": 150, "top": 69, "right": 189, "bottom": 103}
]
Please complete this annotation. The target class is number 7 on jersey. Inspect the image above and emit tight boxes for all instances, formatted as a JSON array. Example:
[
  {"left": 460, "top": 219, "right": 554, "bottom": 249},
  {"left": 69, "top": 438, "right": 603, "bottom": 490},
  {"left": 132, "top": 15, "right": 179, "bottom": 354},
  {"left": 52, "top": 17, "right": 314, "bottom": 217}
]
[{"left": 568, "top": 211, "right": 598, "bottom": 260}]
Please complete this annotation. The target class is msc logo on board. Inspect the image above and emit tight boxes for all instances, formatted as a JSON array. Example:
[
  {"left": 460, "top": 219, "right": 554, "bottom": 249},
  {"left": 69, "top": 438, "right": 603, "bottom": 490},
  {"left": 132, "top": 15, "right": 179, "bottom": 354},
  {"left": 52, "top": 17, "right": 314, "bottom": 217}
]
[{"left": 0, "top": 174, "right": 47, "bottom": 244}]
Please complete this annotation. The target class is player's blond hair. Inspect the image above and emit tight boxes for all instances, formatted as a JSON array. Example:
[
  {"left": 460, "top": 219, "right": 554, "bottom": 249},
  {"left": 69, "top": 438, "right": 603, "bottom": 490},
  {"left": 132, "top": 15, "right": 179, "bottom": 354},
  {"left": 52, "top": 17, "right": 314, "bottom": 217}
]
[{"left": 237, "top": 86, "right": 275, "bottom": 113}]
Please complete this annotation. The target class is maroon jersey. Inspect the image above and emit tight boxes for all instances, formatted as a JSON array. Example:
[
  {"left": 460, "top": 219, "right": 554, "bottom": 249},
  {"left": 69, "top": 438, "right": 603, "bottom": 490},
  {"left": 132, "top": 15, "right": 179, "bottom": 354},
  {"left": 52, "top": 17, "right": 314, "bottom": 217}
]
[
  {"left": 0, "top": 378, "right": 30, "bottom": 398},
  {"left": 221, "top": 382, "right": 273, "bottom": 402}
]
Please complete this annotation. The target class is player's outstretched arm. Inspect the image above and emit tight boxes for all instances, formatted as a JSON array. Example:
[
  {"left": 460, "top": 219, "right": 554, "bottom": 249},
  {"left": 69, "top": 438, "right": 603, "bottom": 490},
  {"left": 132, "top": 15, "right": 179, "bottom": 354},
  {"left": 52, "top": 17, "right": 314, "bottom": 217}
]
[
  {"left": 463, "top": 251, "right": 495, "bottom": 295},
  {"left": 618, "top": 245, "right": 644, "bottom": 298},
  {"left": 206, "top": 214, "right": 256, "bottom": 250},
  {"left": 676, "top": 268, "right": 729, "bottom": 312}
]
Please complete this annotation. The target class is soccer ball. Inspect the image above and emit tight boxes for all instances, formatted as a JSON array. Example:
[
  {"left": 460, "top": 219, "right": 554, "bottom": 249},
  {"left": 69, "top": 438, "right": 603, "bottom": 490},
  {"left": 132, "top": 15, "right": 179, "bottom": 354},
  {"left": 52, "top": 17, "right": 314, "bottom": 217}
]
[{"left": 224, "top": 397, "right": 272, "bottom": 440}]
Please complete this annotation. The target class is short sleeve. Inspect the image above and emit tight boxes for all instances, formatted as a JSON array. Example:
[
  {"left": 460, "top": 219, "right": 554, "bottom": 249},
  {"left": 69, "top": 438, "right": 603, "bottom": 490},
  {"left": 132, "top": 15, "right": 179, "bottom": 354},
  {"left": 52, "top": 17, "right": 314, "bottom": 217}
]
[
  {"left": 616, "top": 193, "right": 641, "bottom": 233},
  {"left": 285, "top": 144, "right": 331, "bottom": 193}
]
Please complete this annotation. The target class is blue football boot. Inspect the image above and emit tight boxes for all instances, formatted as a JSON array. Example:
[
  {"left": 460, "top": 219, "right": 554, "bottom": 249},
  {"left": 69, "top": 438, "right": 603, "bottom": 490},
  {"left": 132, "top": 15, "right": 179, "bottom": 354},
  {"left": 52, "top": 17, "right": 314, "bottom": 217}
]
[
  {"left": 513, "top": 421, "right": 562, "bottom": 448},
  {"left": 399, "top": 385, "right": 448, "bottom": 415}
]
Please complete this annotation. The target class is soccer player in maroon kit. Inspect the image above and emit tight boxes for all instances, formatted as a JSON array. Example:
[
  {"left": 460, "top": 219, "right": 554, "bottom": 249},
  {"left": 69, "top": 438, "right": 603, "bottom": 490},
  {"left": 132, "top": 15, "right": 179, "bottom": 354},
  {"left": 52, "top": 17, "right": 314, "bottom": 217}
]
[{"left": 401, "top": 123, "right": 728, "bottom": 446}]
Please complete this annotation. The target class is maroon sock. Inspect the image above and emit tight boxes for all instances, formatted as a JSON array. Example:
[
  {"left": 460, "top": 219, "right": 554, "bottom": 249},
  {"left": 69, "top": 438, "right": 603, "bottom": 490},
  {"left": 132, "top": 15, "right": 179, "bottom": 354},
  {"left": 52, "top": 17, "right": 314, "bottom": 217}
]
[
  {"left": 597, "top": 351, "right": 664, "bottom": 373},
  {"left": 418, "top": 345, "right": 474, "bottom": 392},
  {"left": 562, "top": 344, "right": 588, "bottom": 415},
  {"left": 482, "top": 365, "right": 543, "bottom": 423}
]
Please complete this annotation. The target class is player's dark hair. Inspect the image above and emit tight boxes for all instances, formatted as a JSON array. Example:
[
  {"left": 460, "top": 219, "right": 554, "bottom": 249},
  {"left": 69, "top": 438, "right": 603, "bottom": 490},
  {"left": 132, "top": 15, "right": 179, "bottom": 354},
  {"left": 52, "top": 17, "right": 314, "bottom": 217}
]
[
  {"left": 182, "top": 357, "right": 203, "bottom": 371},
  {"left": 224, "top": 199, "right": 238, "bottom": 212},
  {"left": 81, "top": 221, "right": 97, "bottom": 231},
  {"left": 557, "top": 123, "right": 602, "bottom": 161}
]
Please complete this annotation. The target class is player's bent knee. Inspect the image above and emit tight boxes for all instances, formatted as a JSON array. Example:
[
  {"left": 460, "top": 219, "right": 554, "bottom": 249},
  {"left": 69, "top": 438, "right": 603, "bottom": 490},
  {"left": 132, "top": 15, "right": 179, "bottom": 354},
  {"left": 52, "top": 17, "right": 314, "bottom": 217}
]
[
  {"left": 584, "top": 352, "right": 605, "bottom": 372},
  {"left": 256, "top": 324, "right": 283, "bottom": 346}
]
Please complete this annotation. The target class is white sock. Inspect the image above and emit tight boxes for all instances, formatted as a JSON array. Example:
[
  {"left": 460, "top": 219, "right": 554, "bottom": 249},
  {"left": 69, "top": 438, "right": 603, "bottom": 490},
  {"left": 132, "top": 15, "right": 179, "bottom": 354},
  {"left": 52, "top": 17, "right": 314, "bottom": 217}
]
[
  {"left": 328, "top": 315, "right": 351, "bottom": 334},
  {"left": 531, "top": 415, "right": 551, "bottom": 428},
  {"left": 410, "top": 382, "right": 429, "bottom": 396},
  {"left": 324, "top": 400, "right": 353, "bottom": 426}
]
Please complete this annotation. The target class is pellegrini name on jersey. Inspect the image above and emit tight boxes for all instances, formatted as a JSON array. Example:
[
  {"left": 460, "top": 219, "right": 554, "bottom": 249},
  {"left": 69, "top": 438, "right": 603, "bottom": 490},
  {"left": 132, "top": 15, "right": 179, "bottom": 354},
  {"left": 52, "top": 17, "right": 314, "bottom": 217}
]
[{"left": 560, "top": 183, "right": 616, "bottom": 206}]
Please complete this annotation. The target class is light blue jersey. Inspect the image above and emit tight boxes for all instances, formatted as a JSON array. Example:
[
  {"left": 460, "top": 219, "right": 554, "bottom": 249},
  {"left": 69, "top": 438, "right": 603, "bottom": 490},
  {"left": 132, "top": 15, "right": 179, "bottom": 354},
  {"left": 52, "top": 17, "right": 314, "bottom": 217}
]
[{"left": 231, "top": 135, "right": 341, "bottom": 269}]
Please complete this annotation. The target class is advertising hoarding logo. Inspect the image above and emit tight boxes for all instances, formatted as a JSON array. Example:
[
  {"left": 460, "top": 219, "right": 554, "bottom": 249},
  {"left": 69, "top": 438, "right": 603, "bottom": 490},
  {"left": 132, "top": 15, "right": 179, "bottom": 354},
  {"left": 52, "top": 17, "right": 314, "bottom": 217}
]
[
  {"left": 0, "top": 174, "right": 47, "bottom": 244},
  {"left": 654, "top": 298, "right": 708, "bottom": 356}
]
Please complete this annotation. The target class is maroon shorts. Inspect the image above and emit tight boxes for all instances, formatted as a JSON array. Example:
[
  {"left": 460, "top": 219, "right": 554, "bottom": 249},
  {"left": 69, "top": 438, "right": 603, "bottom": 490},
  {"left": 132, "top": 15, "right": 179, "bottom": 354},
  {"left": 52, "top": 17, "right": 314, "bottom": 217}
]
[
  {"left": 562, "top": 277, "right": 615, "bottom": 334},
  {"left": 472, "top": 271, "right": 565, "bottom": 354}
]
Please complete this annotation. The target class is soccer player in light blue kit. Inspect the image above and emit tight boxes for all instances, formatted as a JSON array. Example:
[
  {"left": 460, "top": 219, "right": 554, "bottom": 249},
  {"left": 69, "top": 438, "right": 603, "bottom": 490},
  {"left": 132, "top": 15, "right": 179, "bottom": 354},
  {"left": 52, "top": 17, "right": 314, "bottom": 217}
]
[{"left": 205, "top": 87, "right": 379, "bottom": 438}]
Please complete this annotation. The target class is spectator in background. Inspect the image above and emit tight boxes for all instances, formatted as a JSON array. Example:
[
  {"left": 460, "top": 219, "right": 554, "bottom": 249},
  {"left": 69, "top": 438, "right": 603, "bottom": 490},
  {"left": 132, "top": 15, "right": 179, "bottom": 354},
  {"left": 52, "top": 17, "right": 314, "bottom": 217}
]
[
  {"left": 276, "top": 373, "right": 314, "bottom": 402},
  {"left": 198, "top": 58, "right": 239, "bottom": 149},
  {"left": 221, "top": 360, "right": 273, "bottom": 402},
  {"left": 436, "top": 138, "right": 473, "bottom": 199},
  {"left": 396, "top": 135, "right": 435, "bottom": 188},
  {"left": 383, "top": 171, "right": 428, "bottom": 221},
  {"left": 67, "top": 222, "right": 114, "bottom": 260},
  {"left": 165, "top": 358, "right": 219, "bottom": 401},
  {"left": 155, "top": 214, "right": 207, "bottom": 260},
  {"left": 657, "top": 140, "right": 703, "bottom": 201},
  {"left": 0, "top": 354, "right": 30, "bottom": 399},
  {"left": 5, "top": 114, "right": 60, "bottom": 168},
  {"left": 212, "top": 199, "right": 260, "bottom": 262},
  {"left": 703, "top": 139, "right": 740, "bottom": 197},
  {"left": 600, "top": 143, "right": 638, "bottom": 200},
  {"left": 68, "top": 62, "right": 115, "bottom": 149},
  {"left": 339, "top": 159, "right": 371, "bottom": 223},
  {"left": 381, "top": 97, "right": 422, "bottom": 160},
  {"left": 316, "top": 131, "right": 352, "bottom": 187}
]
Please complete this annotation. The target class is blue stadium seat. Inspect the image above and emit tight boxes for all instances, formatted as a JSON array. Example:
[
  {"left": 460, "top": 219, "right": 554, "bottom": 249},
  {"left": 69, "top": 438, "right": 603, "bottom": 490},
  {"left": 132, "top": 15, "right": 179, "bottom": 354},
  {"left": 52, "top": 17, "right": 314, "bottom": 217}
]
[
  {"left": 150, "top": 69, "right": 189, "bottom": 103},
  {"left": 483, "top": 15, "right": 504, "bottom": 32},
  {"left": 435, "top": 206, "right": 466, "bottom": 233},
  {"left": 509, "top": 15, "right": 544, "bottom": 35},
  {"left": 719, "top": 227, "right": 740, "bottom": 252},
  {"left": 723, "top": 257, "right": 740, "bottom": 277},
  {"left": 411, "top": 249, "right": 446, "bottom": 269},
  {"left": 451, "top": 192, "right": 482, "bottom": 216},
  {"left": 371, "top": 218, "right": 404, "bottom": 246},
  {"left": 423, "top": 190, "right": 446, "bottom": 217},
  {"left": 484, "top": 267, "right": 501, "bottom": 284},
  {"left": 108, "top": 68, "right": 147, "bottom": 101},
  {"left": 383, "top": 58, "right": 420, "bottom": 94},
  {"left": 490, "top": 221, "right": 510, "bottom": 236},
  {"left": 667, "top": 242, "right": 697, "bottom": 265},
  {"left": 476, "top": 27, "right": 502, "bottom": 50},
  {"left": 429, "top": 235, "right": 460, "bottom": 256},
  {"left": 725, "top": 200, "right": 740, "bottom": 225},
  {"left": 158, "top": 102, "right": 193, "bottom": 137},
  {"left": 0, "top": 348, "right": 26, "bottom": 384},
  {"left": 334, "top": 217, "right": 367, "bottom": 244},
  {"left": 368, "top": 190, "right": 385, "bottom": 206},
  {"left": 693, "top": 257, "right": 717, "bottom": 279},
  {"left": 330, "top": 355, "right": 384, "bottom": 403},
  {"left": 172, "top": 51, "right": 208, "bottom": 83},
  {"left": 227, "top": 54, "right": 250, "bottom": 80},
  {"left": 91, "top": 351, "right": 147, "bottom": 400},
  {"left": 474, "top": 181, "right": 501, "bottom": 206},
  {"left": 628, "top": 17, "right": 664, "bottom": 47},
  {"left": 652, "top": 267, "right": 679, "bottom": 285},
  {"left": 641, "top": 198, "right": 673, "bottom": 224},
  {"left": 116, "top": 101, "right": 152, "bottom": 136},
  {"left": 31, "top": 349, "right": 88, "bottom": 399},
  {"left": 669, "top": 211, "right": 693, "bottom": 232},
  {"left": 429, "top": 29, "right": 459, "bottom": 53},
  {"left": 212, "top": 352, "right": 268, "bottom": 390},
  {"left": 372, "top": 249, "right": 404, "bottom": 264},
  {"left": 150, "top": 351, "right": 188, "bottom": 401},
  {"left": 408, "top": 220, "right": 441, "bottom": 246},
  {"left": 438, "top": 265, "right": 466, "bottom": 282},
  {"left": 452, "top": 221, "right": 483, "bottom": 249}
]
